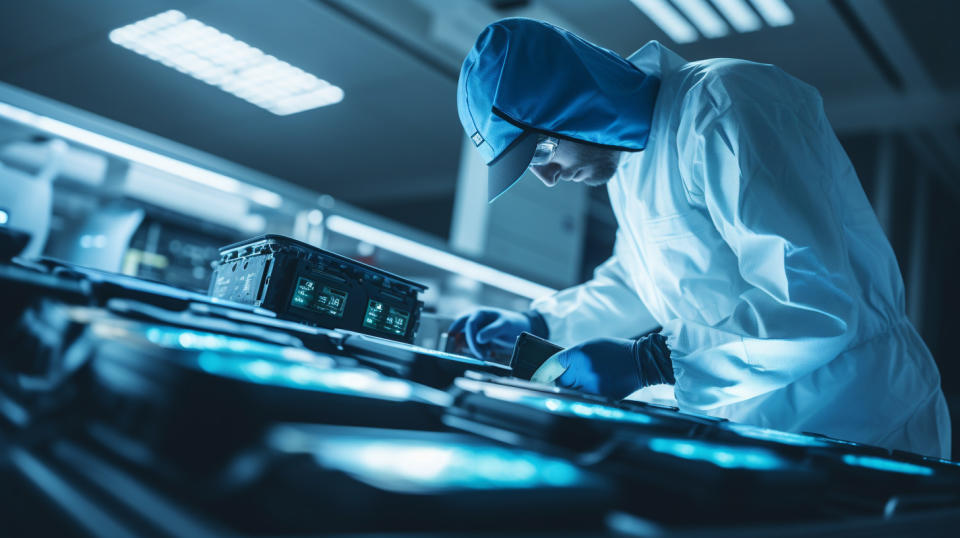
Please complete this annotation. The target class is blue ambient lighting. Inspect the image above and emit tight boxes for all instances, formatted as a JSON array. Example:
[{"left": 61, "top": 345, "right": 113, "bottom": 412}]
[
  {"left": 195, "top": 352, "right": 414, "bottom": 400},
  {"left": 542, "top": 398, "right": 653, "bottom": 424},
  {"left": 144, "top": 325, "right": 305, "bottom": 362},
  {"left": 724, "top": 423, "right": 831, "bottom": 447},
  {"left": 318, "top": 439, "right": 587, "bottom": 491},
  {"left": 0, "top": 209, "right": 9, "bottom": 225},
  {"left": 485, "top": 387, "right": 654, "bottom": 425},
  {"left": 842, "top": 455, "right": 934, "bottom": 476},
  {"left": 922, "top": 456, "right": 960, "bottom": 467},
  {"left": 648, "top": 438, "right": 786, "bottom": 470}
]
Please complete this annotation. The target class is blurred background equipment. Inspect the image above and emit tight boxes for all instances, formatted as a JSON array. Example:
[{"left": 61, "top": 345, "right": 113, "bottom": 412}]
[{"left": 0, "top": 137, "right": 65, "bottom": 259}]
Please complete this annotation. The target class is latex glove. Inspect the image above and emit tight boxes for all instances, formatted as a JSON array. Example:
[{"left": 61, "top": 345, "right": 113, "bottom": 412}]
[
  {"left": 549, "top": 333, "right": 674, "bottom": 400},
  {"left": 448, "top": 308, "right": 546, "bottom": 359}
]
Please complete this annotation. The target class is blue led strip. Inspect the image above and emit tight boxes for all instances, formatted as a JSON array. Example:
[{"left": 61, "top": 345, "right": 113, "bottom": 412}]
[{"left": 842, "top": 455, "right": 934, "bottom": 476}]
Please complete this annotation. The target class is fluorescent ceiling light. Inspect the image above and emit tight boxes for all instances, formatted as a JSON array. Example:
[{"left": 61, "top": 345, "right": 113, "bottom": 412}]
[
  {"left": 673, "top": 0, "right": 729, "bottom": 38},
  {"left": 325, "top": 215, "right": 557, "bottom": 300},
  {"left": 709, "top": 0, "right": 763, "bottom": 32},
  {"left": 249, "top": 187, "right": 283, "bottom": 208},
  {"left": 109, "top": 10, "right": 344, "bottom": 116},
  {"left": 0, "top": 101, "right": 282, "bottom": 208},
  {"left": 749, "top": 0, "right": 795, "bottom": 27},
  {"left": 629, "top": 0, "right": 699, "bottom": 44}
]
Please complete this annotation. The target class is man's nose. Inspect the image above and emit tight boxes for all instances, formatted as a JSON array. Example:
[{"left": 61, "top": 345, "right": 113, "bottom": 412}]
[{"left": 530, "top": 163, "right": 560, "bottom": 187}]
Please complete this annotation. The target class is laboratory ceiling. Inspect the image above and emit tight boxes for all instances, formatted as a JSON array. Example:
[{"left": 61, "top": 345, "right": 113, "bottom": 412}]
[
  {"left": 0, "top": 0, "right": 464, "bottom": 207},
  {"left": 0, "top": 0, "right": 958, "bottom": 234}
]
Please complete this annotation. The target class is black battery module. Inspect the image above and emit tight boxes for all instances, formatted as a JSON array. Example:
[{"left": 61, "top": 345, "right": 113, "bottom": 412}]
[
  {"left": 208, "top": 235, "right": 426, "bottom": 343},
  {"left": 510, "top": 331, "right": 564, "bottom": 380}
]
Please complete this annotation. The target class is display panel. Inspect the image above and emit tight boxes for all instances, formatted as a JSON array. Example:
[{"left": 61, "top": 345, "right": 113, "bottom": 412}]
[
  {"left": 290, "top": 277, "right": 348, "bottom": 317},
  {"left": 363, "top": 300, "right": 410, "bottom": 336}
]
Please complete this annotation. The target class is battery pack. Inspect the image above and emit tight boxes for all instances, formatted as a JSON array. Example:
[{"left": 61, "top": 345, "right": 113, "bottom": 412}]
[{"left": 208, "top": 235, "right": 426, "bottom": 343}]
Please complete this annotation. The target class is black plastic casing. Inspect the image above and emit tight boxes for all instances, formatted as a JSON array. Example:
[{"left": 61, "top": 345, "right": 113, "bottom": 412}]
[{"left": 208, "top": 235, "right": 426, "bottom": 343}]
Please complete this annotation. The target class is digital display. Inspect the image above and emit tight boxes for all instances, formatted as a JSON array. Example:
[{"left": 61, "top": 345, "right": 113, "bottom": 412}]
[
  {"left": 290, "top": 277, "right": 348, "bottom": 317},
  {"left": 363, "top": 299, "right": 410, "bottom": 336}
]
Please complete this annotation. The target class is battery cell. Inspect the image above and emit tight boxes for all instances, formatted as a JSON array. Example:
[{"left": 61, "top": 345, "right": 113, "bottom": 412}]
[{"left": 209, "top": 235, "right": 426, "bottom": 343}]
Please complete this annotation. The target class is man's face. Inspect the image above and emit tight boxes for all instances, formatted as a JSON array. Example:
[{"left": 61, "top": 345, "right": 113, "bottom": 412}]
[{"left": 528, "top": 139, "right": 622, "bottom": 188}]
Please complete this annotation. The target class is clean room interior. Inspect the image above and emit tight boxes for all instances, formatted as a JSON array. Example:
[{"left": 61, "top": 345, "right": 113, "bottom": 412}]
[{"left": 2, "top": 1, "right": 960, "bottom": 535}]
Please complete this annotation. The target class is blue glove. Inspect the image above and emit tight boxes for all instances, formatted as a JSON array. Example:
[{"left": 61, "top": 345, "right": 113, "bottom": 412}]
[
  {"left": 554, "top": 333, "right": 674, "bottom": 400},
  {"left": 448, "top": 308, "right": 548, "bottom": 359}
]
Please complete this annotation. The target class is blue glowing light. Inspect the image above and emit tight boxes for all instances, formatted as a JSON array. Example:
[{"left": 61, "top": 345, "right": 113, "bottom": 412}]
[
  {"left": 195, "top": 352, "right": 413, "bottom": 400},
  {"left": 143, "top": 325, "right": 310, "bottom": 362},
  {"left": 648, "top": 438, "right": 786, "bottom": 470},
  {"left": 923, "top": 456, "right": 960, "bottom": 468},
  {"left": 481, "top": 385, "right": 653, "bottom": 425},
  {"left": 724, "top": 423, "right": 831, "bottom": 447},
  {"left": 842, "top": 455, "right": 934, "bottom": 476},
  {"left": 318, "top": 439, "right": 587, "bottom": 491},
  {"left": 544, "top": 398, "right": 653, "bottom": 424}
]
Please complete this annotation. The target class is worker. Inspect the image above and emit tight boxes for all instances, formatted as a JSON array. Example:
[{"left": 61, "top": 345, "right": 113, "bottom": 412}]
[{"left": 448, "top": 18, "right": 951, "bottom": 458}]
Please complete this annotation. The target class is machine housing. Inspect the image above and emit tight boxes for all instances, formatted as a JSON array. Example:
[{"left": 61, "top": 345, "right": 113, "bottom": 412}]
[{"left": 209, "top": 235, "right": 425, "bottom": 343}]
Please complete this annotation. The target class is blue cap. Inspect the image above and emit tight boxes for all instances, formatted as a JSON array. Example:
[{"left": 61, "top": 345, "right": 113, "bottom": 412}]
[{"left": 457, "top": 18, "right": 660, "bottom": 202}]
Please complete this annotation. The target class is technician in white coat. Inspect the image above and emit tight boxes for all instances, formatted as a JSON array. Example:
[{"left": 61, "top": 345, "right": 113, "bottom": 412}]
[{"left": 450, "top": 18, "right": 951, "bottom": 458}]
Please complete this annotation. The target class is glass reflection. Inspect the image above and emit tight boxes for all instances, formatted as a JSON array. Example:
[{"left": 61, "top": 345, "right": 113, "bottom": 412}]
[
  {"left": 478, "top": 384, "right": 653, "bottom": 425},
  {"left": 317, "top": 438, "right": 587, "bottom": 491},
  {"left": 144, "top": 325, "right": 312, "bottom": 362},
  {"left": 842, "top": 455, "right": 934, "bottom": 476},
  {"left": 195, "top": 351, "right": 413, "bottom": 400},
  {"left": 724, "top": 423, "right": 830, "bottom": 447},
  {"left": 648, "top": 438, "right": 786, "bottom": 470}
]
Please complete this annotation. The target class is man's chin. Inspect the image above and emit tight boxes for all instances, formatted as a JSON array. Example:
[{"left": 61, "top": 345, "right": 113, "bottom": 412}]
[{"left": 583, "top": 176, "right": 613, "bottom": 187}]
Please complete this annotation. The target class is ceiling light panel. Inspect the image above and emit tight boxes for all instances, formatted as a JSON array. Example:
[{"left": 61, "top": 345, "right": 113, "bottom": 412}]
[
  {"left": 748, "top": 0, "right": 795, "bottom": 27},
  {"left": 709, "top": 0, "right": 763, "bottom": 32},
  {"left": 109, "top": 10, "right": 344, "bottom": 116},
  {"left": 629, "top": 0, "right": 699, "bottom": 44},
  {"left": 673, "top": 0, "right": 729, "bottom": 38}
]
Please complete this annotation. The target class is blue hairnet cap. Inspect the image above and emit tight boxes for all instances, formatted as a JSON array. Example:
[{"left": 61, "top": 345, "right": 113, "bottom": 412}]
[{"left": 457, "top": 18, "right": 660, "bottom": 202}]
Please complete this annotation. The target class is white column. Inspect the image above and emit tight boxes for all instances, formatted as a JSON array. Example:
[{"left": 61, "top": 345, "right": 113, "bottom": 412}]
[{"left": 449, "top": 134, "right": 490, "bottom": 257}]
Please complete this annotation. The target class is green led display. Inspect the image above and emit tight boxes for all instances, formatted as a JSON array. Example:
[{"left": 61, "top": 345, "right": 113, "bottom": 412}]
[
  {"left": 290, "top": 277, "right": 348, "bottom": 317},
  {"left": 363, "top": 299, "right": 410, "bottom": 336}
]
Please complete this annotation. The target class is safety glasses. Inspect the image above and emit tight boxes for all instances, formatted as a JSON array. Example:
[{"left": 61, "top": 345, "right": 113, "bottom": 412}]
[{"left": 529, "top": 135, "right": 559, "bottom": 167}]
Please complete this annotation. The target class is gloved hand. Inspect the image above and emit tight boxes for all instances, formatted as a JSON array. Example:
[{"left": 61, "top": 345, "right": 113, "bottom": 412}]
[
  {"left": 551, "top": 333, "right": 674, "bottom": 400},
  {"left": 447, "top": 308, "right": 547, "bottom": 359}
]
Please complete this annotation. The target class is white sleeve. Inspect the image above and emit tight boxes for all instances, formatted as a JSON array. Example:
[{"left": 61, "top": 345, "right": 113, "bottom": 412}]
[
  {"left": 531, "top": 231, "right": 659, "bottom": 347},
  {"left": 669, "top": 65, "right": 859, "bottom": 409}
]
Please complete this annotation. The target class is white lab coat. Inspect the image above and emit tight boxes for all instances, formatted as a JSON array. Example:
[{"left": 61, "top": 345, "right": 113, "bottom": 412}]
[{"left": 531, "top": 42, "right": 952, "bottom": 458}]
